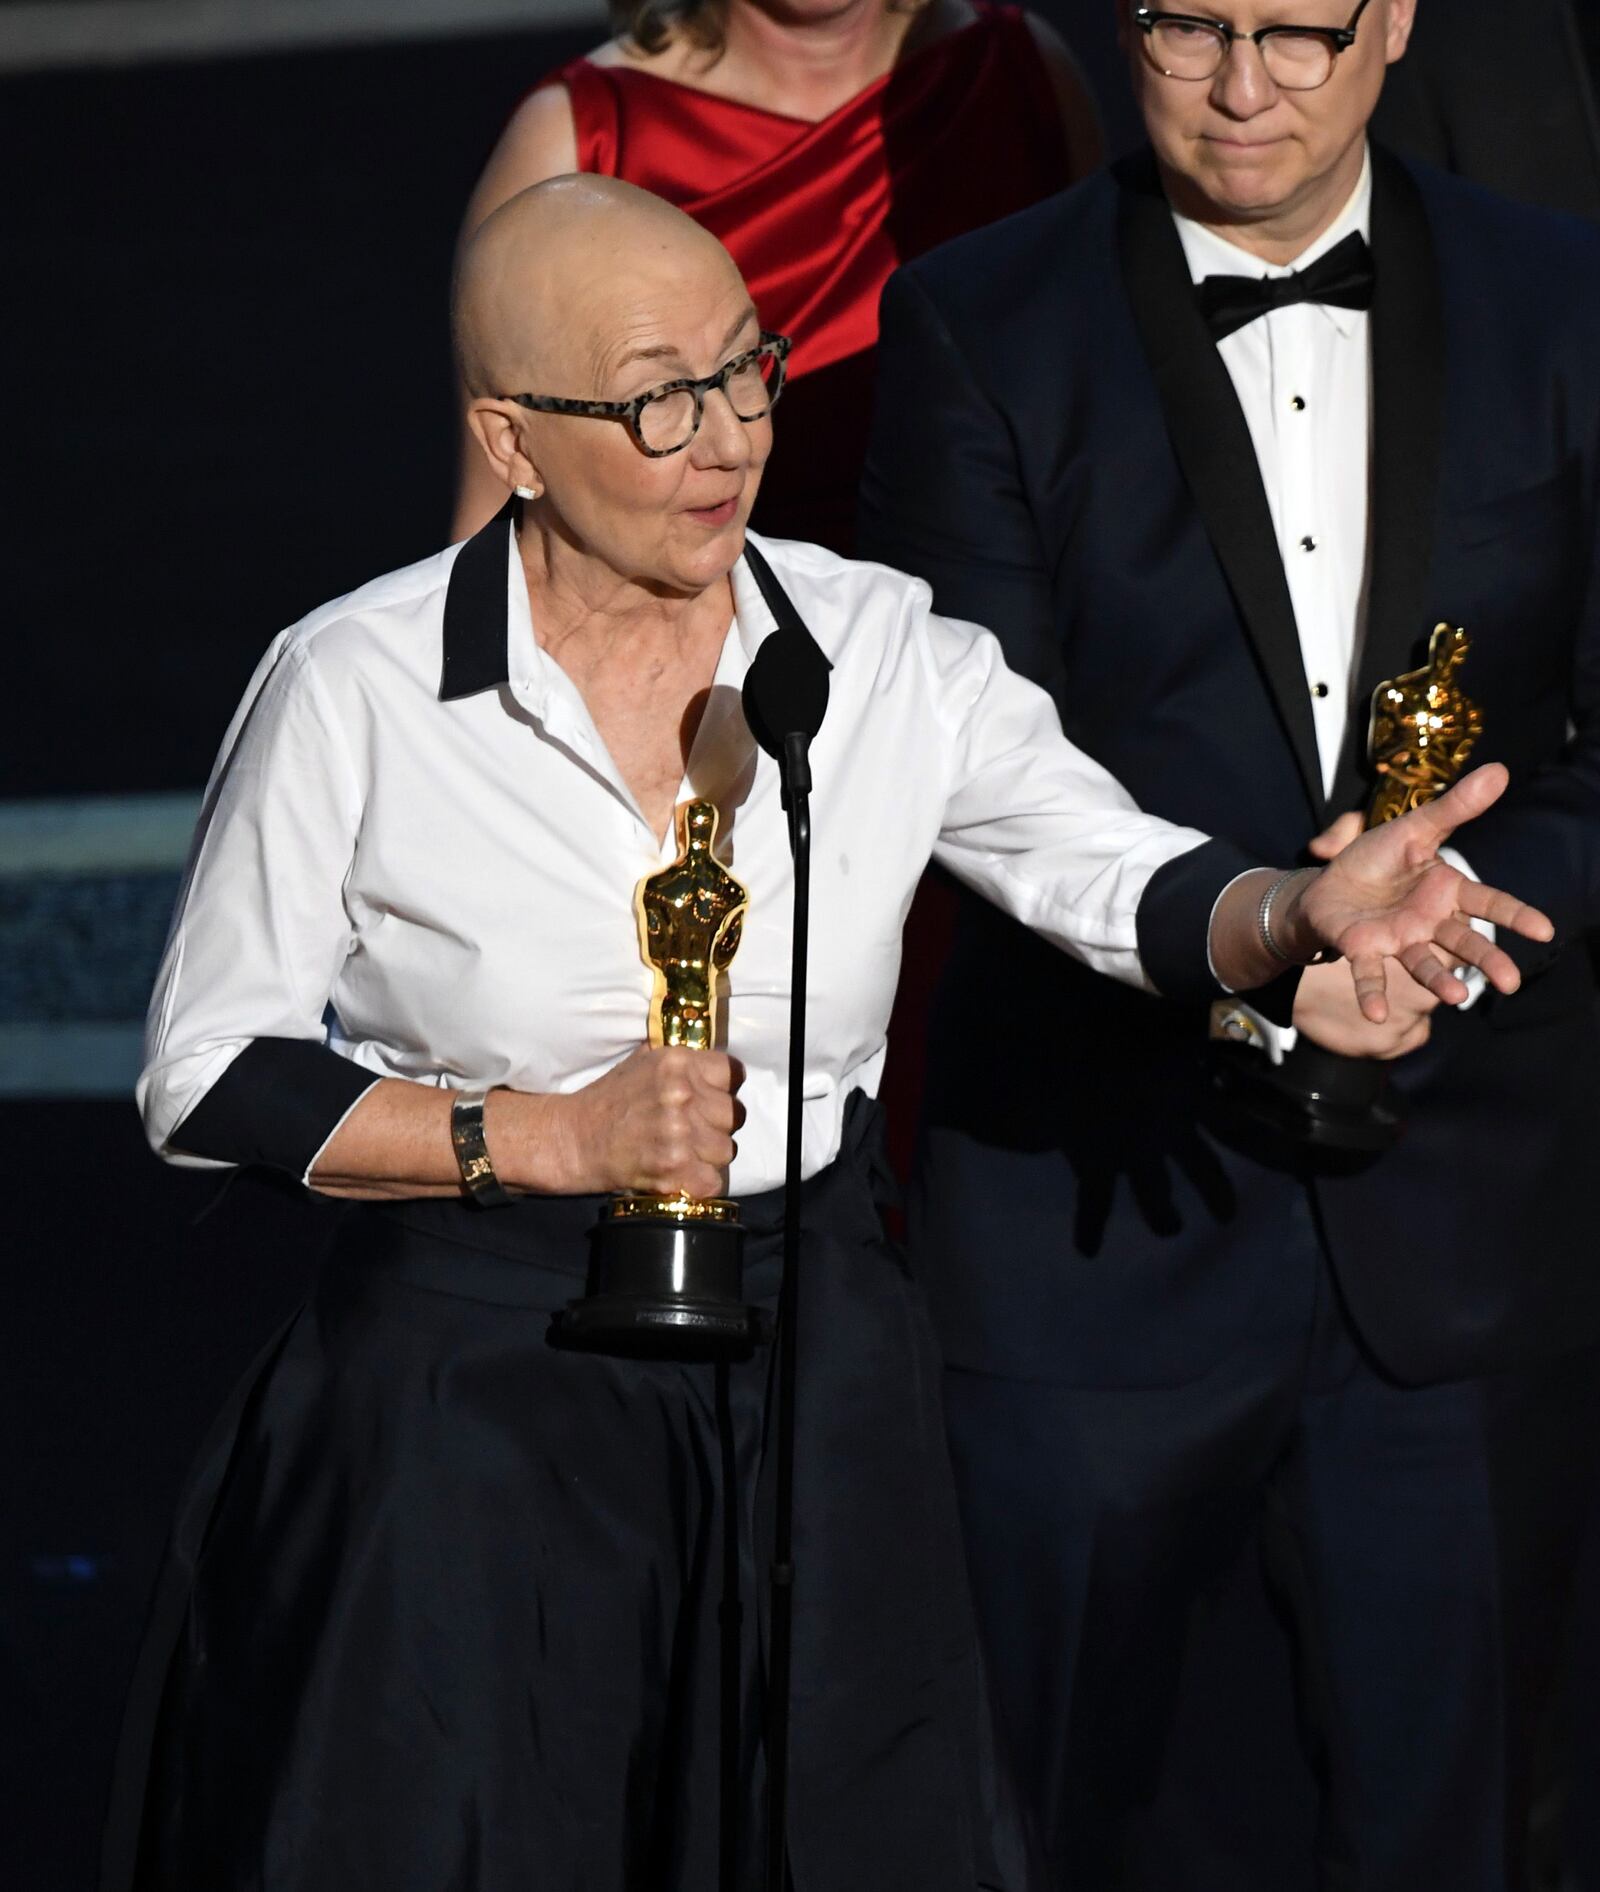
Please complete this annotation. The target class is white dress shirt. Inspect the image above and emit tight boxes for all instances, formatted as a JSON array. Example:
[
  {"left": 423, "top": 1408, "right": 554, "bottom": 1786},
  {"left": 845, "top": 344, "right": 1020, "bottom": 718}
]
[
  {"left": 140, "top": 525, "right": 1220, "bottom": 1194},
  {"left": 1174, "top": 154, "right": 1373, "bottom": 800},
  {"left": 1174, "top": 151, "right": 1484, "bottom": 1039}
]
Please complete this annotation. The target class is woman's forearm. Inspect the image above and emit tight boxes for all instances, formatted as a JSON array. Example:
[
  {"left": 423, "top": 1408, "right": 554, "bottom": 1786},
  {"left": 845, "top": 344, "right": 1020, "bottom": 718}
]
[
  {"left": 1207, "top": 865, "right": 1323, "bottom": 994},
  {"left": 309, "top": 1078, "right": 573, "bottom": 1201}
]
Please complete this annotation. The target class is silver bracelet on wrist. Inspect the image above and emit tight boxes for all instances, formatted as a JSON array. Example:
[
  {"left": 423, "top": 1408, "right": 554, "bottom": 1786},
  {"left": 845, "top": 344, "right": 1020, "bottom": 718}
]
[
  {"left": 450, "top": 1086, "right": 513, "bottom": 1208},
  {"left": 1258, "top": 867, "right": 1320, "bottom": 966}
]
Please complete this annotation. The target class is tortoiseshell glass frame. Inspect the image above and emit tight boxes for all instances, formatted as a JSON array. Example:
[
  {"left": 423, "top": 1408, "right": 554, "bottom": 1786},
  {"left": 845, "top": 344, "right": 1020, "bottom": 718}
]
[
  {"left": 1133, "top": 0, "right": 1373, "bottom": 89},
  {"left": 503, "top": 331, "right": 792, "bottom": 458}
]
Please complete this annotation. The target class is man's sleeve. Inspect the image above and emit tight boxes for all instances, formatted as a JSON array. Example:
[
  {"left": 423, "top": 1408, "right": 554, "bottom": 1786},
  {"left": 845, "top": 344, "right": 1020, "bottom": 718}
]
[
  {"left": 858, "top": 264, "right": 1063, "bottom": 694},
  {"left": 1438, "top": 342, "right": 1600, "bottom": 976}
]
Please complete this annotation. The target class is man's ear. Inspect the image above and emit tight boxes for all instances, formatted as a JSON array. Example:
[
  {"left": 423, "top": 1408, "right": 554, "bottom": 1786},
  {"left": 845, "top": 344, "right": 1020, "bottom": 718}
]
[
  {"left": 467, "top": 399, "right": 541, "bottom": 497},
  {"left": 1384, "top": 0, "right": 1419, "bottom": 64}
]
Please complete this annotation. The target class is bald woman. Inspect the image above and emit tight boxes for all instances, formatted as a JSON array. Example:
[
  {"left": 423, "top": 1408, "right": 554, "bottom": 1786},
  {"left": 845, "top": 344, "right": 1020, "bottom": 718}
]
[{"left": 106, "top": 179, "right": 1548, "bottom": 1892}]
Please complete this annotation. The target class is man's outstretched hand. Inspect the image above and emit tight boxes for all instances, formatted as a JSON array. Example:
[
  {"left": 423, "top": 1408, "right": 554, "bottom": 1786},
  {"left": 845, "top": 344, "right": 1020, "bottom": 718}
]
[{"left": 1285, "top": 764, "right": 1552, "bottom": 1022}]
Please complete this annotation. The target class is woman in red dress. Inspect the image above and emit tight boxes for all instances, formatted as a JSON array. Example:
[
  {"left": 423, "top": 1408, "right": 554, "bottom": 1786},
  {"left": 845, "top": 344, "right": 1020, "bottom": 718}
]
[{"left": 453, "top": 0, "right": 1099, "bottom": 551}]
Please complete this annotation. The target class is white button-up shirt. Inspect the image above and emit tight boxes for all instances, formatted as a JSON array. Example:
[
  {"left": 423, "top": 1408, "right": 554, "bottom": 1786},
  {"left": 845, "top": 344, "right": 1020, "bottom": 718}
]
[
  {"left": 1174, "top": 153, "right": 1484, "bottom": 1030},
  {"left": 1174, "top": 154, "right": 1373, "bottom": 800},
  {"left": 140, "top": 526, "right": 1217, "bottom": 1193}
]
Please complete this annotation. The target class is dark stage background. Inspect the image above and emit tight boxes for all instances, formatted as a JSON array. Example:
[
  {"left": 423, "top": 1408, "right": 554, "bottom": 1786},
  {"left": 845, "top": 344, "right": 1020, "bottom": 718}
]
[{"left": 3, "top": 6, "right": 1598, "bottom": 1889}]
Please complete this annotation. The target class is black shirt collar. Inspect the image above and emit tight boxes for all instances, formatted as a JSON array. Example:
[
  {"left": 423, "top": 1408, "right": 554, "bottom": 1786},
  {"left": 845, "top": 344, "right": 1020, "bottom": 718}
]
[
  {"left": 439, "top": 495, "right": 517, "bottom": 702},
  {"left": 438, "top": 501, "right": 833, "bottom": 711}
]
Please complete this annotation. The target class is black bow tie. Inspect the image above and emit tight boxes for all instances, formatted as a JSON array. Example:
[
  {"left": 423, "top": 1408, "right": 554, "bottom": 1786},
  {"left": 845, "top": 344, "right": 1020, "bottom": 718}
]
[{"left": 1196, "top": 231, "right": 1376, "bottom": 342}]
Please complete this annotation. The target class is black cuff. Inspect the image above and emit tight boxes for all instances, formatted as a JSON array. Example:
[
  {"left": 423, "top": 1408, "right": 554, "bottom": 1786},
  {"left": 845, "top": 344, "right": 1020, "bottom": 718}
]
[
  {"left": 171, "top": 1037, "right": 378, "bottom": 1177},
  {"left": 1136, "top": 838, "right": 1267, "bottom": 1004}
]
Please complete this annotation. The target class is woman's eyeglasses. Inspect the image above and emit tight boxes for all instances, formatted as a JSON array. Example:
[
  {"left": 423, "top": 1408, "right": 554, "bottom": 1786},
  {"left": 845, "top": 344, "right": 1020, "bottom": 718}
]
[{"left": 502, "top": 332, "right": 791, "bottom": 458}]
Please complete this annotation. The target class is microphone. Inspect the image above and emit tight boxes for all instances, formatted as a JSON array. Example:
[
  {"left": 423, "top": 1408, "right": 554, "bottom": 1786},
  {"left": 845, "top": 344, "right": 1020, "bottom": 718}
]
[
  {"left": 742, "top": 629, "right": 830, "bottom": 806},
  {"left": 734, "top": 547, "right": 832, "bottom": 1892}
]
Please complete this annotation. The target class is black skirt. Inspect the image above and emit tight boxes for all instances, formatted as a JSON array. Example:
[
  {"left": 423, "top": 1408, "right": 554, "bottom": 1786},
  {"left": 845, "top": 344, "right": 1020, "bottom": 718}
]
[{"left": 103, "top": 1096, "right": 1035, "bottom": 1891}]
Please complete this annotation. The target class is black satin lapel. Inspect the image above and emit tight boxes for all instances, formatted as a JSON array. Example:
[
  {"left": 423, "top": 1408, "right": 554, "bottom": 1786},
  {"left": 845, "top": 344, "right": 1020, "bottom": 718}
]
[
  {"left": 1331, "top": 147, "right": 1446, "bottom": 810},
  {"left": 1115, "top": 152, "right": 1326, "bottom": 822}
]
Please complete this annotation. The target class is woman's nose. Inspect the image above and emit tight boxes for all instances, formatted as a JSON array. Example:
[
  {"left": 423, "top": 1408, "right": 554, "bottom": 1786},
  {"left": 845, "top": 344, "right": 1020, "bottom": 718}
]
[{"left": 692, "top": 387, "right": 754, "bottom": 468}]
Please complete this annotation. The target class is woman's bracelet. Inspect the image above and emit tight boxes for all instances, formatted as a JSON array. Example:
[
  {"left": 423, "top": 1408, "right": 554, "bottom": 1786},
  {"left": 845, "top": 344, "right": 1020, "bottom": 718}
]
[
  {"left": 450, "top": 1087, "right": 513, "bottom": 1208},
  {"left": 1258, "top": 866, "right": 1324, "bottom": 966}
]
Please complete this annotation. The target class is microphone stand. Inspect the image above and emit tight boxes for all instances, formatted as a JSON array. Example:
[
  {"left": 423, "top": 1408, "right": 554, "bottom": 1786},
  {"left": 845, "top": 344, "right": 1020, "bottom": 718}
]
[{"left": 765, "top": 728, "right": 811, "bottom": 1892}]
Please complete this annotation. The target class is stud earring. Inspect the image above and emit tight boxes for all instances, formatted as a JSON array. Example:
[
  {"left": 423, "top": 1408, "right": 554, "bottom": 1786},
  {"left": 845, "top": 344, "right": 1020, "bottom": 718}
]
[{"left": 514, "top": 483, "right": 541, "bottom": 501}]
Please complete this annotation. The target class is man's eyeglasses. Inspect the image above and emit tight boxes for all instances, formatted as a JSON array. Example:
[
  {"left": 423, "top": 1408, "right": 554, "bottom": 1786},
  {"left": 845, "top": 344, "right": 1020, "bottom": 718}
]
[
  {"left": 1134, "top": 0, "right": 1373, "bottom": 92},
  {"left": 502, "top": 332, "right": 791, "bottom": 459}
]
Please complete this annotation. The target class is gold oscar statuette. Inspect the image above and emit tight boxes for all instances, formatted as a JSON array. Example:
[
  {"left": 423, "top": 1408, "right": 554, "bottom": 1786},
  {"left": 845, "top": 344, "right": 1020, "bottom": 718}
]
[
  {"left": 1210, "top": 624, "right": 1482, "bottom": 1153},
  {"left": 1366, "top": 622, "right": 1483, "bottom": 826},
  {"left": 550, "top": 799, "right": 767, "bottom": 1359},
  {"left": 612, "top": 798, "right": 747, "bottom": 1222}
]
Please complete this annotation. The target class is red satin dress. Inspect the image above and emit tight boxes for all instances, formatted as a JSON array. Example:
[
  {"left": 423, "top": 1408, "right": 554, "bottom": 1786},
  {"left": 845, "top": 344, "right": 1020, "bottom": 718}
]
[{"left": 544, "top": 3, "right": 1071, "bottom": 552}]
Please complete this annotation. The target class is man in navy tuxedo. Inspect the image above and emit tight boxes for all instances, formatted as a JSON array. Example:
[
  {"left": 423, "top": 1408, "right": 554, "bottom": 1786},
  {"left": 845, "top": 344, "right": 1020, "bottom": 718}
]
[{"left": 859, "top": 3, "right": 1600, "bottom": 1885}]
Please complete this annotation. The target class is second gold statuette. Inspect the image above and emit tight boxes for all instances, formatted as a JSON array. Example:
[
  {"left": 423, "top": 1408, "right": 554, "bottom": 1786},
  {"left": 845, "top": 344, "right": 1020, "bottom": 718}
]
[{"left": 1210, "top": 623, "right": 1484, "bottom": 1152}]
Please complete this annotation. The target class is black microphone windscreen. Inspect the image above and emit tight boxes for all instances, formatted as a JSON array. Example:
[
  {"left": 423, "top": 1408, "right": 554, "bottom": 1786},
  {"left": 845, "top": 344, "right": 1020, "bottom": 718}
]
[{"left": 742, "top": 632, "right": 830, "bottom": 760}]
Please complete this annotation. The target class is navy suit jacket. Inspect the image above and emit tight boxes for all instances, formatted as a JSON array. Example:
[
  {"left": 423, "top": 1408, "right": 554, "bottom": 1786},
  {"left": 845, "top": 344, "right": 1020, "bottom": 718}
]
[{"left": 859, "top": 147, "right": 1600, "bottom": 1386}]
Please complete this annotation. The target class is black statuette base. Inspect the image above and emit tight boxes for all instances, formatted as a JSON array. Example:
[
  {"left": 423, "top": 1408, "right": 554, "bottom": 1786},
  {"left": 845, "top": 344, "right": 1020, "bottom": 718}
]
[
  {"left": 1209, "top": 1037, "right": 1405, "bottom": 1154},
  {"left": 549, "top": 1210, "right": 770, "bottom": 1362}
]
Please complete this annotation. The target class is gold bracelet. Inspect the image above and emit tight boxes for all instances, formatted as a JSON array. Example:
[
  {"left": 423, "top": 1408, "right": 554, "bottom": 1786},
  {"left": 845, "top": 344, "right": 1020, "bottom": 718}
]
[{"left": 450, "top": 1087, "right": 512, "bottom": 1208}]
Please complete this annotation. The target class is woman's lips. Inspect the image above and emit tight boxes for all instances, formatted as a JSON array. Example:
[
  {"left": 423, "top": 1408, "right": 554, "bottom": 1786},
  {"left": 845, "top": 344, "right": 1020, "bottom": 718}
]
[{"left": 686, "top": 496, "right": 739, "bottom": 527}]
